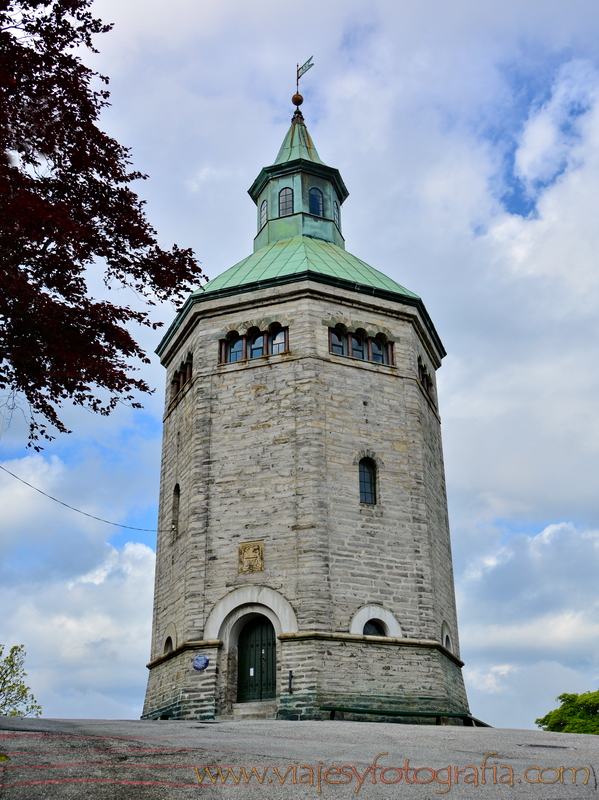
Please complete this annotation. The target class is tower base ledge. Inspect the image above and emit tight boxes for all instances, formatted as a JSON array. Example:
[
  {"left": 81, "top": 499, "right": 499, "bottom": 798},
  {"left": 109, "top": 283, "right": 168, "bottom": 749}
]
[{"left": 278, "top": 631, "right": 464, "bottom": 667}]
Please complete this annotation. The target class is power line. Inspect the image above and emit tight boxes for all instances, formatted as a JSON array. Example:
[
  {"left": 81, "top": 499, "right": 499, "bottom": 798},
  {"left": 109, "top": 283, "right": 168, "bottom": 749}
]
[{"left": 0, "top": 463, "right": 159, "bottom": 532}]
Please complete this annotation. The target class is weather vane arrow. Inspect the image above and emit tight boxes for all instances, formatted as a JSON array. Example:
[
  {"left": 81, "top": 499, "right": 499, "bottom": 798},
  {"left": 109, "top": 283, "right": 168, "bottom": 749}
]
[{"left": 296, "top": 56, "right": 314, "bottom": 92}]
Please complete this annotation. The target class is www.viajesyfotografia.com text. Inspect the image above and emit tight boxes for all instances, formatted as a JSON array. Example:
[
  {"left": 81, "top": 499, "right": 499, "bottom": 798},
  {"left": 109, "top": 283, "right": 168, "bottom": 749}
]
[{"left": 194, "top": 751, "right": 592, "bottom": 793}]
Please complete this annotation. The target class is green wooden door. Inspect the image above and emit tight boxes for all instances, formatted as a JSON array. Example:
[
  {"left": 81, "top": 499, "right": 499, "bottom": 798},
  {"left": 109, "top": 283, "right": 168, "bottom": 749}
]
[{"left": 237, "top": 617, "right": 276, "bottom": 702}]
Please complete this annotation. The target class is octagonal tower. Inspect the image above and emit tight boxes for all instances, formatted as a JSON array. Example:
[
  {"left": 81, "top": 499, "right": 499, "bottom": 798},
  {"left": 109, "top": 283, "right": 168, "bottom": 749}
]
[{"left": 142, "top": 105, "right": 469, "bottom": 722}]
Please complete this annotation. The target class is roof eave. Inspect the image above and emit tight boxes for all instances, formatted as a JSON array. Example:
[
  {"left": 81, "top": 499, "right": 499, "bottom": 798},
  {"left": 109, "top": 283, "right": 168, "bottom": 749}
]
[
  {"left": 155, "top": 271, "right": 445, "bottom": 360},
  {"left": 248, "top": 159, "right": 349, "bottom": 204}
]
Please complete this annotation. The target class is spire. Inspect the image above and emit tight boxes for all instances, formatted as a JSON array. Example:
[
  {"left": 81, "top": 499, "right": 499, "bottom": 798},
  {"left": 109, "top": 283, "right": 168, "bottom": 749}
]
[
  {"left": 273, "top": 114, "right": 325, "bottom": 165},
  {"left": 248, "top": 95, "right": 349, "bottom": 253},
  {"left": 273, "top": 97, "right": 324, "bottom": 165}
]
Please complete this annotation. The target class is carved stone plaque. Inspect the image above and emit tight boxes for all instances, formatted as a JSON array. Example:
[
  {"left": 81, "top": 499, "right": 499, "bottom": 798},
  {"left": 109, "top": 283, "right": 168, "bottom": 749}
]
[{"left": 238, "top": 540, "right": 264, "bottom": 574}]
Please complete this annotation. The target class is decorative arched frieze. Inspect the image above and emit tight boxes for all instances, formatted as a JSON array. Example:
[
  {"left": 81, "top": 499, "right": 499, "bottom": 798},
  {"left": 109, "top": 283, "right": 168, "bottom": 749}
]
[
  {"left": 321, "top": 316, "right": 399, "bottom": 343},
  {"left": 214, "top": 315, "right": 292, "bottom": 340}
]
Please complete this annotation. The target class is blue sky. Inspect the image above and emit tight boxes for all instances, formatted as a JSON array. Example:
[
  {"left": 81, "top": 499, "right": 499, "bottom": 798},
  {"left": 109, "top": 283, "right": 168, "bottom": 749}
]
[{"left": 2, "top": 0, "right": 599, "bottom": 727}]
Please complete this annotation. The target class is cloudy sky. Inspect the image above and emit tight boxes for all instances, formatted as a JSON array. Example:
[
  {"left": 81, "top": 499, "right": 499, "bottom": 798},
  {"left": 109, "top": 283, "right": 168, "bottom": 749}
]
[{"left": 3, "top": 0, "right": 599, "bottom": 729}]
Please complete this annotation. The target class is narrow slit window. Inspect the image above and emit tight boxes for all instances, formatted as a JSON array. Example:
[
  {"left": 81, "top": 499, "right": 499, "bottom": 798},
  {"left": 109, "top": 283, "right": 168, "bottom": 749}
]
[
  {"left": 260, "top": 199, "right": 267, "bottom": 228},
  {"left": 333, "top": 201, "right": 340, "bottom": 228},
  {"left": 171, "top": 484, "right": 180, "bottom": 535},
  {"left": 359, "top": 458, "right": 376, "bottom": 504},
  {"left": 279, "top": 187, "right": 293, "bottom": 217}
]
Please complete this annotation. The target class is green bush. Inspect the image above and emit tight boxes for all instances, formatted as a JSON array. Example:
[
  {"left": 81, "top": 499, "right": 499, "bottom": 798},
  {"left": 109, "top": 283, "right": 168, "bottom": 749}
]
[{"left": 536, "top": 690, "right": 599, "bottom": 734}]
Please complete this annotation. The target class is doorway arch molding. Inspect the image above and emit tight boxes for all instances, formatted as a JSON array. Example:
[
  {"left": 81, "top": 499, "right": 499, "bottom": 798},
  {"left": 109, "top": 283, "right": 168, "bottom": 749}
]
[{"left": 204, "top": 585, "right": 299, "bottom": 641}]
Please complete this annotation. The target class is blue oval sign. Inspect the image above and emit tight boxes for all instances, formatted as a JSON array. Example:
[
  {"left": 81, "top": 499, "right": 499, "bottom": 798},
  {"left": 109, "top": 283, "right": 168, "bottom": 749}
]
[{"left": 192, "top": 655, "right": 209, "bottom": 671}]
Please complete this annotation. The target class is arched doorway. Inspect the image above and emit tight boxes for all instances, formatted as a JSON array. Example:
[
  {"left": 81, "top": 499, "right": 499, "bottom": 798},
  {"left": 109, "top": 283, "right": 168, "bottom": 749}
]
[{"left": 237, "top": 616, "right": 276, "bottom": 702}]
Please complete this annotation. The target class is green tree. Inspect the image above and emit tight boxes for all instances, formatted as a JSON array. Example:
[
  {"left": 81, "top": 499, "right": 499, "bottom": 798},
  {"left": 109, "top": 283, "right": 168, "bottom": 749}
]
[
  {"left": 536, "top": 690, "right": 599, "bottom": 734},
  {"left": 0, "top": 644, "right": 42, "bottom": 717}
]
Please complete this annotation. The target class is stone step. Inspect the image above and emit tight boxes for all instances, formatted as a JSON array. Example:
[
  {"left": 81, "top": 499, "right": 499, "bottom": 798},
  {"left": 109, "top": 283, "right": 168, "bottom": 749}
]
[{"left": 230, "top": 700, "right": 277, "bottom": 720}]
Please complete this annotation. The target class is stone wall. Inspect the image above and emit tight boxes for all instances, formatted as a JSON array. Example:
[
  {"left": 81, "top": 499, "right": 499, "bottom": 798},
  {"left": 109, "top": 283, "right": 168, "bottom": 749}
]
[{"left": 143, "top": 279, "right": 468, "bottom": 720}]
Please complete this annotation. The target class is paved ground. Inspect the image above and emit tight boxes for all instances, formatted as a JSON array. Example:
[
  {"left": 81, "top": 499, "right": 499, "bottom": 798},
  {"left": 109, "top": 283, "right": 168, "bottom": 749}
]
[{"left": 1, "top": 716, "right": 598, "bottom": 799}]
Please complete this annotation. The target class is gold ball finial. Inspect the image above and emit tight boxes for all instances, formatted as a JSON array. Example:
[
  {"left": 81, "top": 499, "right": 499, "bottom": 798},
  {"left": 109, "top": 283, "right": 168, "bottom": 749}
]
[{"left": 292, "top": 93, "right": 304, "bottom": 107}]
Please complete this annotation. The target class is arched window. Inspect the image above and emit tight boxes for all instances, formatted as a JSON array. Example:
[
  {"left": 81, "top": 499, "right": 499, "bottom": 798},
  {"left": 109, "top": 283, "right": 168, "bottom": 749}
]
[
  {"left": 279, "top": 187, "right": 293, "bottom": 217},
  {"left": 370, "top": 338, "right": 387, "bottom": 364},
  {"left": 363, "top": 619, "right": 386, "bottom": 636},
  {"left": 228, "top": 336, "right": 243, "bottom": 363},
  {"left": 250, "top": 333, "right": 265, "bottom": 358},
  {"left": 350, "top": 334, "right": 365, "bottom": 359},
  {"left": 330, "top": 329, "right": 345, "bottom": 355},
  {"left": 309, "top": 187, "right": 324, "bottom": 216},
  {"left": 359, "top": 458, "right": 376, "bottom": 504},
  {"left": 270, "top": 329, "right": 286, "bottom": 354},
  {"left": 333, "top": 201, "right": 340, "bottom": 228},
  {"left": 260, "top": 199, "right": 267, "bottom": 228},
  {"left": 328, "top": 327, "right": 394, "bottom": 365},
  {"left": 418, "top": 357, "right": 435, "bottom": 402},
  {"left": 164, "top": 637, "right": 173, "bottom": 655}
]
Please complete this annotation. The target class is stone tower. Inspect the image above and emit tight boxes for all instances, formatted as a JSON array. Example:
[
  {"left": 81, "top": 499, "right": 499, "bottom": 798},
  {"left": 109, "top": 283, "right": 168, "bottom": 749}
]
[{"left": 142, "top": 104, "right": 469, "bottom": 722}]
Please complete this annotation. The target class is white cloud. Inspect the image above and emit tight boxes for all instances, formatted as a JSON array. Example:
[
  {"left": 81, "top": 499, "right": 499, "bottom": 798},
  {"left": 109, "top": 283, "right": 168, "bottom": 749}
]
[
  {"left": 514, "top": 59, "right": 598, "bottom": 192},
  {"left": 1, "top": 543, "right": 155, "bottom": 718},
  {"left": 5, "top": 0, "right": 599, "bottom": 726}
]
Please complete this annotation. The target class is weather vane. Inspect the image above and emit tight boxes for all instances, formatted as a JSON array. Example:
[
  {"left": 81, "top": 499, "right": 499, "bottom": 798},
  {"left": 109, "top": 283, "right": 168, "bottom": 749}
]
[{"left": 293, "top": 56, "right": 314, "bottom": 109}]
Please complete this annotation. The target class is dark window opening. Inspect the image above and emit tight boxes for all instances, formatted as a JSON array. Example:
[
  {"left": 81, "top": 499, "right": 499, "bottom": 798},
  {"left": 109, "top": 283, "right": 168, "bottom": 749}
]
[
  {"left": 171, "top": 355, "right": 193, "bottom": 399},
  {"left": 164, "top": 637, "right": 173, "bottom": 655},
  {"left": 329, "top": 329, "right": 392, "bottom": 365},
  {"left": 260, "top": 199, "right": 267, "bottom": 228},
  {"left": 271, "top": 329, "right": 286, "bottom": 355},
  {"left": 309, "top": 187, "right": 324, "bottom": 216},
  {"left": 418, "top": 357, "right": 435, "bottom": 402},
  {"left": 171, "top": 484, "right": 180, "bottom": 536},
  {"left": 279, "top": 187, "right": 293, "bottom": 217},
  {"left": 371, "top": 338, "right": 387, "bottom": 364},
  {"left": 333, "top": 201, "right": 340, "bottom": 227},
  {"left": 228, "top": 336, "right": 243, "bottom": 363},
  {"left": 363, "top": 620, "right": 386, "bottom": 636},
  {"left": 330, "top": 329, "right": 345, "bottom": 356},
  {"left": 220, "top": 326, "right": 289, "bottom": 363},
  {"left": 359, "top": 458, "right": 377, "bottom": 504},
  {"left": 350, "top": 334, "right": 365, "bottom": 359},
  {"left": 250, "top": 333, "right": 265, "bottom": 359}
]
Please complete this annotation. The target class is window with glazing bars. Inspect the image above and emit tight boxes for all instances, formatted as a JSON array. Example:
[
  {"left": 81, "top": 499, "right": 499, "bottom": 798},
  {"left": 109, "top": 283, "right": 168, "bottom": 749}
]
[
  {"left": 279, "top": 187, "right": 293, "bottom": 216},
  {"left": 309, "top": 187, "right": 324, "bottom": 216},
  {"left": 359, "top": 458, "right": 376, "bottom": 504}
]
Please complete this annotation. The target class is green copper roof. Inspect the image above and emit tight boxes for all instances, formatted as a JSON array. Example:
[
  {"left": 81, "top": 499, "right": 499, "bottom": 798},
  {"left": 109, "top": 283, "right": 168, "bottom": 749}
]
[
  {"left": 193, "top": 235, "right": 419, "bottom": 299},
  {"left": 156, "top": 108, "right": 445, "bottom": 361},
  {"left": 273, "top": 111, "right": 325, "bottom": 165}
]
